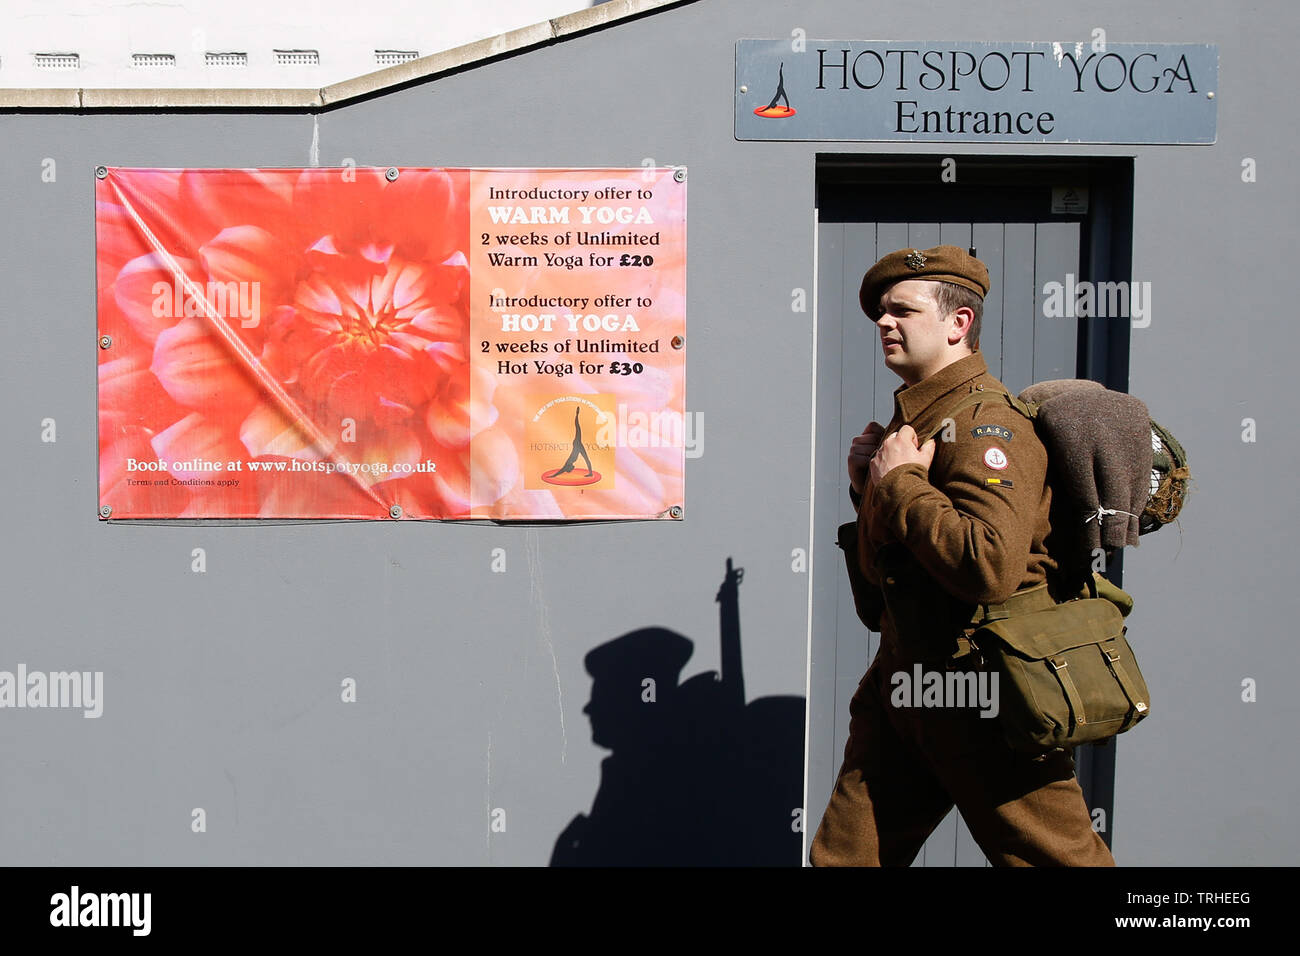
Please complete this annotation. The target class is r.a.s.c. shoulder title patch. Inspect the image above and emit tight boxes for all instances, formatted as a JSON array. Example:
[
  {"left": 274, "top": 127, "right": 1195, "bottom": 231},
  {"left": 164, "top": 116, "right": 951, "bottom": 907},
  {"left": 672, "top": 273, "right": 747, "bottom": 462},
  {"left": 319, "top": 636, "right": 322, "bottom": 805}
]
[{"left": 971, "top": 424, "right": 1014, "bottom": 441}]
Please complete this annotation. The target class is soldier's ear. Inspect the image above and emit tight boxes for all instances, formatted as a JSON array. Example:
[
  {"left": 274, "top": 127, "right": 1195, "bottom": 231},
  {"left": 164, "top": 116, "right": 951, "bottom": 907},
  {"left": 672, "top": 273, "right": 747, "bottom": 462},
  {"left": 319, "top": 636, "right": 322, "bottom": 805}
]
[{"left": 947, "top": 306, "right": 975, "bottom": 344}]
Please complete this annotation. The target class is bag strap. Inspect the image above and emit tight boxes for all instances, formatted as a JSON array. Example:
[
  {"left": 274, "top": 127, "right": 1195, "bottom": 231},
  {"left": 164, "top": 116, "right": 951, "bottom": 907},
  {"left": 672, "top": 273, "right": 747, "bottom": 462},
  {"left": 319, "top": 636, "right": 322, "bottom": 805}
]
[
  {"left": 971, "top": 581, "right": 1056, "bottom": 625},
  {"left": 923, "top": 386, "right": 1038, "bottom": 443},
  {"left": 1101, "top": 637, "right": 1150, "bottom": 719},
  {"left": 1048, "top": 656, "right": 1088, "bottom": 728}
]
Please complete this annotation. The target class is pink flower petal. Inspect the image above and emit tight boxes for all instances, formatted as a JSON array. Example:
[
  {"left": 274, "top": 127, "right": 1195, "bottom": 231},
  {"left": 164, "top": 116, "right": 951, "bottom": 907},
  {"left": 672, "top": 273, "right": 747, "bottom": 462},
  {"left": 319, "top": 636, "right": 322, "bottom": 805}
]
[
  {"left": 151, "top": 412, "right": 244, "bottom": 481},
  {"left": 151, "top": 316, "right": 261, "bottom": 415},
  {"left": 468, "top": 426, "right": 518, "bottom": 508},
  {"left": 113, "top": 253, "right": 200, "bottom": 347},
  {"left": 239, "top": 402, "right": 324, "bottom": 460}
]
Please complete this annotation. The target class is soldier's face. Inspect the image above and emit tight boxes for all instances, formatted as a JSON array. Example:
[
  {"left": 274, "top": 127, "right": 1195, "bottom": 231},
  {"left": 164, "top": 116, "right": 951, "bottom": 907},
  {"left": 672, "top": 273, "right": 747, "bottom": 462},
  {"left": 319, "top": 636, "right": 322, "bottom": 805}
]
[{"left": 875, "top": 280, "right": 959, "bottom": 386}]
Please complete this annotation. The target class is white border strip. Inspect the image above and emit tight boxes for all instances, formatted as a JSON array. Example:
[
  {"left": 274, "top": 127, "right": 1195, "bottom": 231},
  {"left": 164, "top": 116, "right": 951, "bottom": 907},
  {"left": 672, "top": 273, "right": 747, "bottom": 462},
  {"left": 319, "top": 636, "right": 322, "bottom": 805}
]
[{"left": 801, "top": 200, "right": 820, "bottom": 866}]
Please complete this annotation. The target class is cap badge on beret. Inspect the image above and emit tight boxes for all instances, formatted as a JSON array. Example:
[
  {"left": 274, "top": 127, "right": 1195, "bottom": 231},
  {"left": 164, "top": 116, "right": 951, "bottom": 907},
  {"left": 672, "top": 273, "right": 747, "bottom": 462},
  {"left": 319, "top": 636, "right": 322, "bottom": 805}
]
[{"left": 905, "top": 250, "right": 927, "bottom": 271}]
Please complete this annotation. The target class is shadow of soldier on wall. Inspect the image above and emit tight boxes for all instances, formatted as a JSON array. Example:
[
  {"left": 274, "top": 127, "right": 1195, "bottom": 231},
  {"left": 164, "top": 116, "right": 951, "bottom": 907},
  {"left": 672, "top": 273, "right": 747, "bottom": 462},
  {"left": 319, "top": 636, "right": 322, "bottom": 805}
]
[{"left": 551, "top": 558, "right": 805, "bottom": 866}]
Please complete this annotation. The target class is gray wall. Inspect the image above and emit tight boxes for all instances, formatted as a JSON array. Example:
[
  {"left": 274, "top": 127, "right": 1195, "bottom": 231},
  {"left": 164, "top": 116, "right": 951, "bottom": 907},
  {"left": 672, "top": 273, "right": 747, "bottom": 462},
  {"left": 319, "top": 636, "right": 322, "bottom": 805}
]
[{"left": 0, "top": 0, "right": 1294, "bottom": 865}]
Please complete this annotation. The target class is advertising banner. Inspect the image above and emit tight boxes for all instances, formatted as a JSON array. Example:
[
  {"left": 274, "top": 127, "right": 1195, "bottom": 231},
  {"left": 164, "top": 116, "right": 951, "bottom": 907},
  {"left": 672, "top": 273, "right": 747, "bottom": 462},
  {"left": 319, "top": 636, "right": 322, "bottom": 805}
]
[{"left": 96, "top": 167, "right": 686, "bottom": 519}]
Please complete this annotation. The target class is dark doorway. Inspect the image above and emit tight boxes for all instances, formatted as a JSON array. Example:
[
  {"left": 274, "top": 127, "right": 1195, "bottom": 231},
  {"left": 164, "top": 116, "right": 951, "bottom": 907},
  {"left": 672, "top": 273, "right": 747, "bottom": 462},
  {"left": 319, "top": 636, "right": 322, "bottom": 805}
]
[{"left": 809, "top": 155, "right": 1134, "bottom": 864}]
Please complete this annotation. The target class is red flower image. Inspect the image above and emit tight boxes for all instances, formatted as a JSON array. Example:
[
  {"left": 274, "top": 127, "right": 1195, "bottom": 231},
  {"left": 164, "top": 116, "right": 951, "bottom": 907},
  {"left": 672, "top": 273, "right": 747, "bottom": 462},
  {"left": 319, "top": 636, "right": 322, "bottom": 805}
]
[{"left": 96, "top": 167, "right": 505, "bottom": 518}]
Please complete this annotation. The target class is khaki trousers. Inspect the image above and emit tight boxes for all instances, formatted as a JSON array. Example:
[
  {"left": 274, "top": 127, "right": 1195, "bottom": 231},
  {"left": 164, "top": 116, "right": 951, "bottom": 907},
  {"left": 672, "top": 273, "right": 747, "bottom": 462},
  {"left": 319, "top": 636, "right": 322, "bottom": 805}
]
[{"left": 810, "top": 639, "right": 1115, "bottom": 867}]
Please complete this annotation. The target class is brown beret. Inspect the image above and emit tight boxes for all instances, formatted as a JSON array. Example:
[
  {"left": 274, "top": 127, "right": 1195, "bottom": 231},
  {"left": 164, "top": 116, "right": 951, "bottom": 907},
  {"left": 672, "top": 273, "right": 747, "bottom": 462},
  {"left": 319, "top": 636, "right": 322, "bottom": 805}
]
[{"left": 859, "top": 245, "right": 990, "bottom": 318}]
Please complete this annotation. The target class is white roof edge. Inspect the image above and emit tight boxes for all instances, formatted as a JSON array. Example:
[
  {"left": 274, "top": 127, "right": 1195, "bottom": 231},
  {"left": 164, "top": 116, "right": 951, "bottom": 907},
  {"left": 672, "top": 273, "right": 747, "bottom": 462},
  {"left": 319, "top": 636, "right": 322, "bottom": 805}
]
[{"left": 0, "top": 0, "right": 692, "bottom": 110}]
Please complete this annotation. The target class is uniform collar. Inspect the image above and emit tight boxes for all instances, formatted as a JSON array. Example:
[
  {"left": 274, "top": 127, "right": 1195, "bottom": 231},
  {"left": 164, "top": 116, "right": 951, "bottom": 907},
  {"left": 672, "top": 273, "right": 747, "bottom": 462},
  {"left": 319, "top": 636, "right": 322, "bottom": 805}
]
[{"left": 895, "top": 351, "right": 989, "bottom": 423}]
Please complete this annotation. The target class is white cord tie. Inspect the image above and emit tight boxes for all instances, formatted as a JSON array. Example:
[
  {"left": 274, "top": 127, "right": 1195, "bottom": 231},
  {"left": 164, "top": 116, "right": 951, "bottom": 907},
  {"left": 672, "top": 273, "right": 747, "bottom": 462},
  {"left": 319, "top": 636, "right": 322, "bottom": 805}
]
[{"left": 1085, "top": 505, "right": 1141, "bottom": 526}]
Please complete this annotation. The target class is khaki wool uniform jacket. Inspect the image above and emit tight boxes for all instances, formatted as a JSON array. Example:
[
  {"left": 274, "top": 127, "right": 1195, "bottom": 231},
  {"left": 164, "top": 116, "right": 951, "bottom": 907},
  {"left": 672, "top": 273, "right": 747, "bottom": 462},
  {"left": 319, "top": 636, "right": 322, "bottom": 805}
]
[
  {"left": 857, "top": 350, "right": 1053, "bottom": 659},
  {"left": 811, "top": 350, "right": 1115, "bottom": 867}
]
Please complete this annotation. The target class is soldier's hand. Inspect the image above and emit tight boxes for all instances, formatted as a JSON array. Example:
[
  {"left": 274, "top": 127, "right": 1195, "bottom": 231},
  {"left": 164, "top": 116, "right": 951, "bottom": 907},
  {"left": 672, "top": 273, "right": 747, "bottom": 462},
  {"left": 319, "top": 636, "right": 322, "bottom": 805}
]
[
  {"left": 869, "top": 425, "right": 935, "bottom": 483},
  {"left": 848, "top": 422, "right": 885, "bottom": 494}
]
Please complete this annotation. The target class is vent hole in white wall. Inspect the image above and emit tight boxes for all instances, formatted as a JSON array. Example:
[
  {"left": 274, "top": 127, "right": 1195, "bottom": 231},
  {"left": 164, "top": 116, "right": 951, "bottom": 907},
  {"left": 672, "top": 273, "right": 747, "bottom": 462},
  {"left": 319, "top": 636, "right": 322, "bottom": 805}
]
[
  {"left": 275, "top": 49, "right": 320, "bottom": 66},
  {"left": 132, "top": 53, "right": 176, "bottom": 68},
  {"left": 205, "top": 52, "right": 248, "bottom": 68},
  {"left": 375, "top": 50, "right": 418, "bottom": 66},
  {"left": 34, "top": 53, "right": 80, "bottom": 70}
]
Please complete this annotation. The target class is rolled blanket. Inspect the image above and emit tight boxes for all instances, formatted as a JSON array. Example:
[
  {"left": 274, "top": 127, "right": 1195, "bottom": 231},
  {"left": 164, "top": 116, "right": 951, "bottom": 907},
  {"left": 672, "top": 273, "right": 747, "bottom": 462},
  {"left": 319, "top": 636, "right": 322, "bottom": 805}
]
[
  {"left": 1018, "top": 381, "right": 1152, "bottom": 554},
  {"left": 1020, "top": 378, "right": 1104, "bottom": 404}
]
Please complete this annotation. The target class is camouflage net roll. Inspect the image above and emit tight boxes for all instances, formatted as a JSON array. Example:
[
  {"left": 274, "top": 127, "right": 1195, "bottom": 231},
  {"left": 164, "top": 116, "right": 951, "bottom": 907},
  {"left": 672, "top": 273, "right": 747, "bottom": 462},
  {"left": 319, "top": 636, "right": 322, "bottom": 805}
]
[{"left": 1140, "top": 419, "right": 1190, "bottom": 534}]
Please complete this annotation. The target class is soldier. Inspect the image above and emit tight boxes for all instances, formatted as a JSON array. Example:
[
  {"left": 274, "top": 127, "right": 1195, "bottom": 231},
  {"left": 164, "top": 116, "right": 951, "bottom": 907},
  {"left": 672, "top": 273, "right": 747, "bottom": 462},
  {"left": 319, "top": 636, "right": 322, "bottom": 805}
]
[{"left": 809, "top": 245, "right": 1114, "bottom": 866}]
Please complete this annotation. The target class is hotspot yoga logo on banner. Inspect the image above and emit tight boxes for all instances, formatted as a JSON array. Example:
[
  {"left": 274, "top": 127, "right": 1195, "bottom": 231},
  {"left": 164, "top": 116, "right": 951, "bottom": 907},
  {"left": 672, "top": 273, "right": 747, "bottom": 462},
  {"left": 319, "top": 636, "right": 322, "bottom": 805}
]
[{"left": 95, "top": 167, "right": 686, "bottom": 520}]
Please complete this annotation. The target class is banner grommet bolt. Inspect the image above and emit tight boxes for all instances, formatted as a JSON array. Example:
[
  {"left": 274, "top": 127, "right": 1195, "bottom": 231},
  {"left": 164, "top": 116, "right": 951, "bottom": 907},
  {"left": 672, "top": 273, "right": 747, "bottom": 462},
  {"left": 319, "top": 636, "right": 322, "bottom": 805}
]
[
  {"left": 95, "top": 166, "right": 108, "bottom": 179},
  {"left": 385, "top": 167, "right": 399, "bottom": 181},
  {"left": 670, "top": 505, "right": 683, "bottom": 518},
  {"left": 389, "top": 505, "right": 403, "bottom": 519},
  {"left": 99, "top": 506, "right": 112, "bottom": 518},
  {"left": 673, "top": 169, "right": 686, "bottom": 183},
  {"left": 99, "top": 335, "right": 112, "bottom": 350}
]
